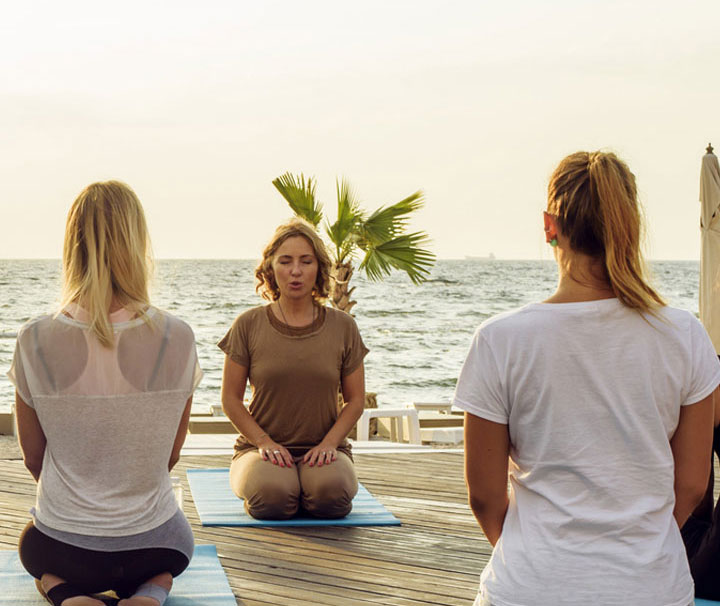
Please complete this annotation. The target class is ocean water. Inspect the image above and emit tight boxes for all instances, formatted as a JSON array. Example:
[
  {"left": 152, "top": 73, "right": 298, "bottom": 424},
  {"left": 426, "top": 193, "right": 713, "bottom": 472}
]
[{"left": 0, "top": 259, "right": 702, "bottom": 414}]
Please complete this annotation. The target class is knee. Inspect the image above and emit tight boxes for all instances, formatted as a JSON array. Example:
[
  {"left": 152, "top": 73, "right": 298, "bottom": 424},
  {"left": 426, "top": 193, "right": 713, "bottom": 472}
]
[
  {"left": 230, "top": 453, "right": 300, "bottom": 520},
  {"left": 244, "top": 484, "right": 300, "bottom": 520},
  {"left": 302, "top": 481, "right": 354, "bottom": 518}
]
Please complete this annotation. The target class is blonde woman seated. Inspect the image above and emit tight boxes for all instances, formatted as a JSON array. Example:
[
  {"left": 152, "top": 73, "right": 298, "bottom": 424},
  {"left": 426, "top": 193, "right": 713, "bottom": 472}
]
[
  {"left": 455, "top": 152, "right": 719, "bottom": 606},
  {"left": 10, "top": 182, "right": 202, "bottom": 606},
  {"left": 219, "top": 218, "right": 368, "bottom": 520}
]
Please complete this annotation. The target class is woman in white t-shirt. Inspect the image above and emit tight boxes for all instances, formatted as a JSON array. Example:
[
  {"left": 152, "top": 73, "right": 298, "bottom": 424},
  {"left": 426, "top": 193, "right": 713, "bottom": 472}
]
[
  {"left": 9, "top": 181, "right": 202, "bottom": 606},
  {"left": 454, "top": 151, "right": 720, "bottom": 606}
]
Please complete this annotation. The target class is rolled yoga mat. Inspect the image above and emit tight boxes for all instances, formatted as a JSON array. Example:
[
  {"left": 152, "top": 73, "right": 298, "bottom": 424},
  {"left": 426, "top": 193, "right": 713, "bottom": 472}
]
[
  {"left": 0, "top": 544, "right": 235, "bottom": 605},
  {"left": 187, "top": 467, "right": 401, "bottom": 527}
]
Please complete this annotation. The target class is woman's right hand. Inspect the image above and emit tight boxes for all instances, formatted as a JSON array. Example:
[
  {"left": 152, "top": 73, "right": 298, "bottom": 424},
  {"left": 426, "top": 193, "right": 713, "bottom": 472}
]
[{"left": 257, "top": 437, "right": 294, "bottom": 468}]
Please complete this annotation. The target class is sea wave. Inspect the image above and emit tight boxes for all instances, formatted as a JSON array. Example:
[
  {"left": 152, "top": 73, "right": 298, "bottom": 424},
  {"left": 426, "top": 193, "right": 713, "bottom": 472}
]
[
  {"left": 423, "top": 278, "right": 459, "bottom": 285},
  {"left": 390, "top": 377, "right": 459, "bottom": 389},
  {"left": 363, "top": 309, "right": 425, "bottom": 317},
  {"left": 0, "top": 259, "right": 702, "bottom": 406}
]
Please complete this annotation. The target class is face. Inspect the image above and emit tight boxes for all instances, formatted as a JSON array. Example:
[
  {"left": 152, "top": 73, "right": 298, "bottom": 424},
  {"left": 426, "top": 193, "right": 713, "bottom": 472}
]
[{"left": 270, "top": 235, "right": 319, "bottom": 301}]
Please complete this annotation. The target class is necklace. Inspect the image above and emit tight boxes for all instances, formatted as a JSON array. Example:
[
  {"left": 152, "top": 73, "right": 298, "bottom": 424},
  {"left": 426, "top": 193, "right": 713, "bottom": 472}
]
[{"left": 276, "top": 300, "right": 315, "bottom": 326}]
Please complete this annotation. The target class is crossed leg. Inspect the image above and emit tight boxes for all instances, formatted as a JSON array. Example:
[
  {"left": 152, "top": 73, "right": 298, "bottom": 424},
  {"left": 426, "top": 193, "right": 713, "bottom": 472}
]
[{"left": 20, "top": 521, "right": 186, "bottom": 606}]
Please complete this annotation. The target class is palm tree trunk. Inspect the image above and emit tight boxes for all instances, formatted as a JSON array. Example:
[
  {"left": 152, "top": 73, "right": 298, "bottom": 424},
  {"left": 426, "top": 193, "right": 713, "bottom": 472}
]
[{"left": 330, "top": 261, "right": 357, "bottom": 314}]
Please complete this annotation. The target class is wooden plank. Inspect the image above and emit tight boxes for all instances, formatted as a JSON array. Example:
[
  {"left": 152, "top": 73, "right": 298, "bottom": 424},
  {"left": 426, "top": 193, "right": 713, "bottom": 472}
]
[
  {"left": 0, "top": 453, "right": 485, "bottom": 605},
  {"left": 3, "top": 452, "right": 714, "bottom": 605}
]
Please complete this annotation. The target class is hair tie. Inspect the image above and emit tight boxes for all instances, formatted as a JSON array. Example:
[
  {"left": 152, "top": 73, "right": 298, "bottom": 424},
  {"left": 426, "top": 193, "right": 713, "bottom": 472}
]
[{"left": 587, "top": 153, "right": 598, "bottom": 176}]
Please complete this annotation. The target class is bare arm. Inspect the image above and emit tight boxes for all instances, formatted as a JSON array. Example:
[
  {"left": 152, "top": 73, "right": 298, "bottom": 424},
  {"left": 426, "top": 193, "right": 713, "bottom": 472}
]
[
  {"left": 464, "top": 412, "right": 510, "bottom": 546},
  {"left": 303, "top": 363, "right": 366, "bottom": 466},
  {"left": 221, "top": 354, "right": 295, "bottom": 467},
  {"left": 15, "top": 392, "right": 46, "bottom": 482},
  {"left": 168, "top": 396, "right": 193, "bottom": 471},
  {"left": 671, "top": 392, "right": 714, "bottom": 527}
]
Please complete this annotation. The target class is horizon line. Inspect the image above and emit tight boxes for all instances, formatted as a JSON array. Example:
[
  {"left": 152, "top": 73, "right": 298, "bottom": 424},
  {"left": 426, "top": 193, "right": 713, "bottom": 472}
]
[{"left": 0, "top": 256, "right": 703, "bottom": 262}]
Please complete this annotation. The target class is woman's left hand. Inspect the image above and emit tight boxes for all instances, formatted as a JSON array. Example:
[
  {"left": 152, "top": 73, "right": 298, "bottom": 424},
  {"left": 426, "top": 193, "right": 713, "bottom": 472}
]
[{"left": 303, "top": 443, "right": 338, "bottom": 467}]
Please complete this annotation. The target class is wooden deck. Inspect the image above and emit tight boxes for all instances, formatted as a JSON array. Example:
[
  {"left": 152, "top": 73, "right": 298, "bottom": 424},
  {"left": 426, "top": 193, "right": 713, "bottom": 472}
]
[{"left": 0, "top": 452, "right": 490, "bottom": 606}]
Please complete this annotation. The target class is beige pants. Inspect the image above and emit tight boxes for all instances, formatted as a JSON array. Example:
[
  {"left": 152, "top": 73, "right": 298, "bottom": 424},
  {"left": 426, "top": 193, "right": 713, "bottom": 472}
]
[{"left": 229, "top": 450, "right": 358, "bottom": 520}]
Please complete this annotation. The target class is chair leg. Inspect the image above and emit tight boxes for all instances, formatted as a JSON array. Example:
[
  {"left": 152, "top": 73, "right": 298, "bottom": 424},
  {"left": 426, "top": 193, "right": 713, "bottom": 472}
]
[
  {"left": 406, "top": 410, "right": 421, "bottom": 444},
  {"left": 389, "top": 418, "right": 397, "bottom": 442},
  {"left": 396, "top": 417, "right": 405, "bottom": 443},
  {"left": 357, "top": 411, "right": 370, "bottom": 441}
]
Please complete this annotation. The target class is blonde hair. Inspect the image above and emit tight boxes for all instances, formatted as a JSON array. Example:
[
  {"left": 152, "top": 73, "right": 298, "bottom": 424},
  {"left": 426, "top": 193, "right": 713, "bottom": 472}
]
[
  {"left": 547, "top": 151, "right": 664, "bottom": 313},
  {"left": 255, "top": 218, "right": 331, "bottom": 302},
  {"left": 61, "top": 180, "right": 153, "bottom": 347}
]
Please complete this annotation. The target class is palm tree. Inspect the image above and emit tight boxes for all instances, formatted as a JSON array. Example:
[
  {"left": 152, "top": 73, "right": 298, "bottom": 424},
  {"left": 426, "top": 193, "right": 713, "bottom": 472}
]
[{"left": 272, "top": 173, "right": 436, "bottom": 314}]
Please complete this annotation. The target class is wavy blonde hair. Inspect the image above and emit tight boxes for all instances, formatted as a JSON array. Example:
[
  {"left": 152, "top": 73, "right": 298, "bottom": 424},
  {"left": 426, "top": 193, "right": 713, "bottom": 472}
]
[
  {"left": 60, "top": 180, "right": 153, "bottom": 347},
  {"left": 255, "top": 218, "right": 331, "bottom": 302},
  {"left": 547, "top": 151, "right": 664, "bottom": 313}
]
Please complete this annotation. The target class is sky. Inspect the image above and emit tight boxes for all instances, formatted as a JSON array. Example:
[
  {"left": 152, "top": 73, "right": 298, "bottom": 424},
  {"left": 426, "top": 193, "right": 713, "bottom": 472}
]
[{"left": 2, "top": 0, "right": 719, "bottom": 260}]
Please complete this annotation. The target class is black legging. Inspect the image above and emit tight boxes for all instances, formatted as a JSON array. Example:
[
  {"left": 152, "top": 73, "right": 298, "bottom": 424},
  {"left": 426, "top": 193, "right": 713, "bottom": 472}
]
[
  {"left": 19, "top": 521, "right": 189, "bottom": 598},
  {"left": 682, "top": 424, "right": 720, "bottom": 600}
]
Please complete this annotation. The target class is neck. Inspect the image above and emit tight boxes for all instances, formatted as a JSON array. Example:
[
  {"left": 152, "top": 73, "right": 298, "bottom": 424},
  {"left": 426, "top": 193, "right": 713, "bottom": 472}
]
[
  {"left": 275, "top": 296, "right": 316, "bottom": 326},
  {"left": 545, "top": 250, "right": 615, "bottom": 303},
  {"left": 75, "top": 294, "right": 124, "bottom": 313},
  {"left": 109, "top": 295, "right": 123, "bottom": 313},
  {"left": 279, "top": 295, "right": 313, "bottom": 312}
]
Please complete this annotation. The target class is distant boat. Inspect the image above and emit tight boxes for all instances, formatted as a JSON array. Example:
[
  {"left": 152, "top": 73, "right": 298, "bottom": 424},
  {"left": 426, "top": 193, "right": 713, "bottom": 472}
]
[{"left": 465, "top": 253, "right": 496, "bottom": 261}]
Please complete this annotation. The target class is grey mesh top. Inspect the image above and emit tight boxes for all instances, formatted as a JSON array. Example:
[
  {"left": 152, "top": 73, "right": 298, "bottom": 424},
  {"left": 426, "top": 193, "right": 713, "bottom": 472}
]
[{"left": 8, "top": 305, "right": 202, "bottom": 542}]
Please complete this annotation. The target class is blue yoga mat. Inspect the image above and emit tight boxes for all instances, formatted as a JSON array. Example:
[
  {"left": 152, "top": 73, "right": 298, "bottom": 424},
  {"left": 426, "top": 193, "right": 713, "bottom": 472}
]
[
  {"left": 187, "top": 467, "right": 401, "bottom": 527},
  {"left": 696, "top": 600, "right": 720, "bottom": 605},
  {"left": 0, "top": 544, "right": 235, "bottom": 605}
]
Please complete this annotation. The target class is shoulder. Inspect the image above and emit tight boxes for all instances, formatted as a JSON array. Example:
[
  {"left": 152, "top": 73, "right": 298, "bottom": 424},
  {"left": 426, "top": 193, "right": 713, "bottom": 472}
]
[
  {"left": 151, "top": 308, "right": 196, "bottom": 342},
  {"left": 325, "top": 306, "right": 359, "bottom": 327},
  {"left": 18, "top": 313, "right": 53, "bottom": 334},
  {"left": 16, "top": 313, "right": 58, "bottom": 344},
  {"left": 223, "top": 306, "right": 267, "bottom": 340},
  {"left": 641, "top": 305, "right": 703, "bottom": 339},
  {"left": 231, "top": 305, "right": 266, "bottom": 328},
  {"left": 475, "top": 304, "right": 538, "bottom": 338},
  {"left": 324, "top": 306, "right": 362, "bottom": 334},
  {"left": 241, "top": 305, "right": 267, "bottom": 320},
  {"left": 652, "top": 305, "right": 696, "bottom": 326}
]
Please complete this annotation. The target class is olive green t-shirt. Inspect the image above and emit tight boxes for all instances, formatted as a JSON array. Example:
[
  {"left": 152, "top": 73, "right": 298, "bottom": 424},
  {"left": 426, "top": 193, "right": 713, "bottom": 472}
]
[{"left": 218, "top": 304, "right": 369, "bottom": 459}]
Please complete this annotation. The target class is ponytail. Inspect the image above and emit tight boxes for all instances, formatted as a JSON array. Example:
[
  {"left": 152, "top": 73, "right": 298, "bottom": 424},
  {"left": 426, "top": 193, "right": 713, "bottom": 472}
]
[{"left": 548, "top": 151, "right": 664, "bottom": 313}]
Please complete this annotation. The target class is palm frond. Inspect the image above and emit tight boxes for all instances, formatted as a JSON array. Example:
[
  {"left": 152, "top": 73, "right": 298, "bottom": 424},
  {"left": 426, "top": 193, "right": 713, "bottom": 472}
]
[
  {"left": 359, "top": 232, "right": 436, "bottom": 284},
  {"left": 358, "top": 191, "right": 425, "bottom": 246},
  {"left": 325, "top": 178, "right": 364, "bottom": 262},
  {"left": 272, "top": 172, "right": 323, "bottom": 227}
]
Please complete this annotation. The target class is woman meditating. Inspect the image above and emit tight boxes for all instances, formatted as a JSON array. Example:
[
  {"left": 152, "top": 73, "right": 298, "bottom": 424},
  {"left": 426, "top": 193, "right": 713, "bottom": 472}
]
[
  {"left": 454, "top": 151, "right": 720, "bottom": 606},
  {"left": 10, "top": 181, "right": 202, "bottom": 606},
  {"left": 219, "top": 218, "right": 368, "bottom": 520}
]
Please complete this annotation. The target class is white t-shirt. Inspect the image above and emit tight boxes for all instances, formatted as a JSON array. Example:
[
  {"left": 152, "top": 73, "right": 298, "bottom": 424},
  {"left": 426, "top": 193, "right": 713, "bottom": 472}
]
[
  {"left": 8, "top": 305, "right": 203, "bottom": 536},
  {"left": 454, "top": 298, "right": 720, "bottom": 606}
]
